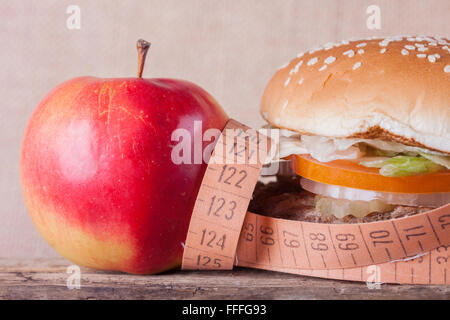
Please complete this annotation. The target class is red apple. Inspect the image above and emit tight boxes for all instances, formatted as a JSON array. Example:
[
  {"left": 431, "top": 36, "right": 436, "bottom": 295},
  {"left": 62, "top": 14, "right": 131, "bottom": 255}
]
[{"left": 20, "top": 40, "right": 228, "bottom": 274}]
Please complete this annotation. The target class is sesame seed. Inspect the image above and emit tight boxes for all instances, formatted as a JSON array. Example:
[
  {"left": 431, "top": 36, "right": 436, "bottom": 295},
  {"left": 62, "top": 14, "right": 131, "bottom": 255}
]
[
  {"left": 356, "top": 42, "right": 367, "bottom": 48},
  {"left": 434, "top": 53, "right": 440, "bottom": 59},
  {"left": 307, "top": 57, "right": 318, "bottom": 66},
  {"left": 407, "top": 37, "right": 415, "bottom": 42},
  {"left": 293, "top": 60, "right": 303, "bottom": 72},
  {"left": 357, "top": 49, "right": 364, "bottom": 55},
  {"left": 324, "top": 56, "right": 336, "bottom": 64},
  {"left": 281, "top": 100, "right": 289, "bottom": 111},
  {"left": 444, "top": 65, "right": 450, "bottom": 73},
  {"left": 278, "top": 62, "right": 289, "bottom": 69},
  {"left": 298, "top": 78, "right": 304, "bottom": 85},
  {"left": 319, "top": 65, "right": 327, "bottom": 71},
  {"left": 417, "top": 47, "right": 428, "bottom": 52},
  {"left": 309, "top": 47, "right": 321, "bottom": 54},
  {"left": 429, "top": 42, "right": 437, "bottom": 46},
  {"left": 352, "top": 62, "right": 361, "bottom": 70},
  {"left": 401, "top": 49, "right": 409, "bottom": 55},
  {"left": 404, "top": 45, "right": 415, "bottom": 50},
  {"left": 428, "top": 55, "right": 436, "bottom": 63},
  {"left": 417, "top": 54, "right": 426, "bottom": 58},
  {"left": 379, "top": 41, "right": 389, "bottom": 47},
  {"left": 343, "top": 49, "right": 355, "bottom": 57},
  {"left": 380, "top": 48, "right": 387, "bottom": 54},
  {"left": 284, "top": 77, "right": 291, "bottom": 86},
  {"left": 323, "top": 42, "right": 334, "bottom": 50},
  {"left": 341, "top": 40, "right": 350, "bottom": 45},
  {"left": 415, "top": 43, "right": 424, "bottom": 47}
]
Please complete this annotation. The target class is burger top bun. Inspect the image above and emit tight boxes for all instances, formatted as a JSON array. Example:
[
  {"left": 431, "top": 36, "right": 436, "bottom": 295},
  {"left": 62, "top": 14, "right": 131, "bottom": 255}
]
[{"left": 261, "top": 36, "right": 450, "bottom": 154}]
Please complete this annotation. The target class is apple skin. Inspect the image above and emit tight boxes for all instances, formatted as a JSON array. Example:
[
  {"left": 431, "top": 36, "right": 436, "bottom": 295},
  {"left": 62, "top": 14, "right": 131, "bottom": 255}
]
[{"left": 20, "top": 76, "right": 228, "bottom": 274}]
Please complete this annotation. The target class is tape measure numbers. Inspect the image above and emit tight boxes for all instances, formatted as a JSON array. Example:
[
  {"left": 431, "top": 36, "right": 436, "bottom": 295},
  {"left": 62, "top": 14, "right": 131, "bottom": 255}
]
[
  {"left": 236, "top": 210, "right": 450, "bottom": 284},
  {"left": 182, "top": 119, "right": 272, "bottom": 270}
]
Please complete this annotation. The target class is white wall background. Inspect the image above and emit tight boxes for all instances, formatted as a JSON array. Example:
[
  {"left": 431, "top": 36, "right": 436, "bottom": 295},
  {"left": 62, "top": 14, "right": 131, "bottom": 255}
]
[{"left": 1, "top": 0, "right": 449, "bottom": 259}]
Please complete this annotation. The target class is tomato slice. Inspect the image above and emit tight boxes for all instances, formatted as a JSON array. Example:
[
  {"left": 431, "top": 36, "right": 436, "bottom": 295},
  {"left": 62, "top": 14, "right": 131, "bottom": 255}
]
[{"left": 292, "top": 154, "right": 450, "bottom": 193}]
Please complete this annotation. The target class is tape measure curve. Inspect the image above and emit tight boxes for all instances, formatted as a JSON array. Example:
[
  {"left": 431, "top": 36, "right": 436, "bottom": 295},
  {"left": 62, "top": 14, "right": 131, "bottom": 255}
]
[{"left": 182, "top": 119, "right": 450, "bottom": 284}]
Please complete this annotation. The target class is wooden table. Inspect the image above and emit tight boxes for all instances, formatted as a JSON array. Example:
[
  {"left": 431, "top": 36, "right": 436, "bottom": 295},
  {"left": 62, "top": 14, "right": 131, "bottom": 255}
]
[{"left": 0, "top": 258, "right": 448, "bottom": 300}]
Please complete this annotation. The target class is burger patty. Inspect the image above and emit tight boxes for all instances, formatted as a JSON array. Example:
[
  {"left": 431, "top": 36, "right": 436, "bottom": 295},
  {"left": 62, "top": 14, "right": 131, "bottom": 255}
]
[{"left": 249, "top": 177, "right": 433, "bottom": 224}]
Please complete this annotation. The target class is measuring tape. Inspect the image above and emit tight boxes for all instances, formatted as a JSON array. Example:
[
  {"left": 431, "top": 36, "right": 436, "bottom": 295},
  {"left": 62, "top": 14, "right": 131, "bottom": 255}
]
[{"left": 182, "top": 119, "right": 450, "bottom": 285}]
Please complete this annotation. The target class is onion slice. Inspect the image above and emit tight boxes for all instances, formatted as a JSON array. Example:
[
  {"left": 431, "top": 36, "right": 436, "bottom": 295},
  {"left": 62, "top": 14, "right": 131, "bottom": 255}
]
[{"left": 300, "top": 178, "right": 450, "bottom": 207}]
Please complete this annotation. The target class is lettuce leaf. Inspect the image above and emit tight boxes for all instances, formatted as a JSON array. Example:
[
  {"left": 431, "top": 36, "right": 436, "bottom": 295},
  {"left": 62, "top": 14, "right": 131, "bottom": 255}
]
[
  {"left": 419, "top": 153, "right": 450, "bottom": 169},
  {"left": 360, "top": 156, "right": 446, "bottom": 177},
  {"left": 269, "top": 125, "right": 450, "bottom": 174}
]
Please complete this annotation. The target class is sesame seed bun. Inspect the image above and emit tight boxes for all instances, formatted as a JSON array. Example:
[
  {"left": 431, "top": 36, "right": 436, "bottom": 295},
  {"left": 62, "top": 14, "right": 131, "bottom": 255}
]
[{"left": 261, "top": 36, "right": 450, "bottom": 154}]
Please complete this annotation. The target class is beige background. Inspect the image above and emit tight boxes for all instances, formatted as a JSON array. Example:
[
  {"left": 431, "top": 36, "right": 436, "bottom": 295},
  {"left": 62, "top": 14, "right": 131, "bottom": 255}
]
[{"left": 1, "top": 0, "right": 449, "bottom": 259}]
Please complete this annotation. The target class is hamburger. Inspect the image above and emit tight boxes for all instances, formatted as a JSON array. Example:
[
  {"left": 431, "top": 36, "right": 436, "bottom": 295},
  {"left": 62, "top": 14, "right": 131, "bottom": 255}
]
[{"left": 249, "top": 36, "right": 450, "bottom": 223}]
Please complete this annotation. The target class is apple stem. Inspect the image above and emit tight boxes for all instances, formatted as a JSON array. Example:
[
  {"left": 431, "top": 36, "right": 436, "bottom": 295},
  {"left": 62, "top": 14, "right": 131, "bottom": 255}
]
[{"left": 136, "top": 39, "right": 151, "bottom": 78}]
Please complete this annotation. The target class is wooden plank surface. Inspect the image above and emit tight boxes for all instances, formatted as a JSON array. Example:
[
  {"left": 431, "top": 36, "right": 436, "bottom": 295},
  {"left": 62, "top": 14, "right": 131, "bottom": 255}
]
[{"left": 0, "top": 258, "right": 448, "bottom": 300}]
